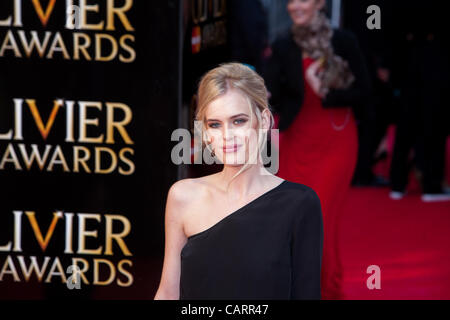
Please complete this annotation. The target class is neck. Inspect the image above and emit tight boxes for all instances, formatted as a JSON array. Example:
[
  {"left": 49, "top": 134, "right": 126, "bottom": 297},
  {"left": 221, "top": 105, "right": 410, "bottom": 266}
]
[{"left": 218, "top": 162, "right": 269, "bottom": 199}]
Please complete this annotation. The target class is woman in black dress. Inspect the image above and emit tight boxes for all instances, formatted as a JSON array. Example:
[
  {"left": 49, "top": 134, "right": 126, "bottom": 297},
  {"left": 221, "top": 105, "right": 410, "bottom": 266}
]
[
  {"left": 264, "top": 0, "right": 371, "bottom": 299},
  {"left": 154, "top": 63, "right": 323, "bottom": 300}
]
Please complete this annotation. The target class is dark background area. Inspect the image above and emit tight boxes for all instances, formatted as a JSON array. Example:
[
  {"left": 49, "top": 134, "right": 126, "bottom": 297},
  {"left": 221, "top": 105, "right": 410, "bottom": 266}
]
[{"left": 0, "top": 1, "right": 181, "bottom": 299}]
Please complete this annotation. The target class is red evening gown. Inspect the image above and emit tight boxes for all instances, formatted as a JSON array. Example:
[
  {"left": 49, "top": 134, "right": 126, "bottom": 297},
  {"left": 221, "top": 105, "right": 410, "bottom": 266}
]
[{"left": 274, "top": 57, "right": 359, "bottom": 299}]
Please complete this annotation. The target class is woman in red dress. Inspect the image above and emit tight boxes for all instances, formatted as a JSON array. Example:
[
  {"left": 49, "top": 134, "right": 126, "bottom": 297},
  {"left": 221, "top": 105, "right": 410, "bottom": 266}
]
[{"left": 265, "top": 0, "right": 371, "bottom": 299}]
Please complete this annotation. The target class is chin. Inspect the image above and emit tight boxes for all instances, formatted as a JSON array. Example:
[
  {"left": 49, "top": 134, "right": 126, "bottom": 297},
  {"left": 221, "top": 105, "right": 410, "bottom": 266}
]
[
  {"left": 223, "top": 162, "right": 245, "bottom": 168},
  {"left": 294, "top": 20, "right": 309, "bottom": 26},
  {"left": 220, "top": 152, "right": 248, "bottom": 166},
  {"left": 292, "top": 15, "right": 314, "bottom": 26}
]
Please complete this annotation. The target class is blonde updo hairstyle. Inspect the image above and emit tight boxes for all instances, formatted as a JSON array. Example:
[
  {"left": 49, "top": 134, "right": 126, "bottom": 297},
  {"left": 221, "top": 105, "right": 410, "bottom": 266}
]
[{"left": 195, "top": 63, "right": 275, "bottom": 190}]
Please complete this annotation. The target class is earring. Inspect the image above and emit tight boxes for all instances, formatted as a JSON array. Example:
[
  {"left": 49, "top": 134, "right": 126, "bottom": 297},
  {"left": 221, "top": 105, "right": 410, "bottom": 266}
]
[{"left": 211, "top": 148, "right": 215, "bottom": 157}]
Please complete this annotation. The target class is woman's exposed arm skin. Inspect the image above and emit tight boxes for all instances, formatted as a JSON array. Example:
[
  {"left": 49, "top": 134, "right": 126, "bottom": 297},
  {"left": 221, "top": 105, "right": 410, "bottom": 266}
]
[{"left": 154, "top": 180, "right": 189, "bottom": 300}]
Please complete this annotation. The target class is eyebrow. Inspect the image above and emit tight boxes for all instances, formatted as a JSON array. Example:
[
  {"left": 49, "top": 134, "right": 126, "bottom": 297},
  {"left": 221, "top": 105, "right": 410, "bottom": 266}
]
[{"left": 206, "top": 113, "right": 249, "bottom": 122}]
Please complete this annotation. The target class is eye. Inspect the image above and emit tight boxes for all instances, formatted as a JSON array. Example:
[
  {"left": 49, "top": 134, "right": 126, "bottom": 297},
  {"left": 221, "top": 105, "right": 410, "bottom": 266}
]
[
  {"left": 208, "top": 122, "right": 220, "bottom": 128},
  {"left": 233, "top": 118, "right": 248, "bottom": 125}
]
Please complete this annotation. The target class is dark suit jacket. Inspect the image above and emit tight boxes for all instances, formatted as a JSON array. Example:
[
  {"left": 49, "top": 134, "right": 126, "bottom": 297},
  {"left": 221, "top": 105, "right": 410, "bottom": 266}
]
[
  {"left": 228, "top": 0, "right": 268, "bottom": 74},
  {"left": 265, "top": 29, "right": 372, "bottom": 132}
]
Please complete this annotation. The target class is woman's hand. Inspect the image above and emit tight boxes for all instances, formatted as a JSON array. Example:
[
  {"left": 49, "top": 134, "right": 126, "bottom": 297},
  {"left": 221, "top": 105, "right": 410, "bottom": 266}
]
[{"left": 305, "top": 59, "right": 325, "bottom": 98}]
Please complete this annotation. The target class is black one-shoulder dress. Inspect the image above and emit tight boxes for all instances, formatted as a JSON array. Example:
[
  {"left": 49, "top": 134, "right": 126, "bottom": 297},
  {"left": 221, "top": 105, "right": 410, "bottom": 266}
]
[{"left": 179, "top": 180, "right": 323, "bottom": 300}]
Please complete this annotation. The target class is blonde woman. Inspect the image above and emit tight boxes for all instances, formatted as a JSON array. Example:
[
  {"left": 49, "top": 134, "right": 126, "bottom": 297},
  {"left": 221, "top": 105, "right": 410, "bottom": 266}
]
[{"left": 154, "top": 63, "right": 323, "bottom": 300}]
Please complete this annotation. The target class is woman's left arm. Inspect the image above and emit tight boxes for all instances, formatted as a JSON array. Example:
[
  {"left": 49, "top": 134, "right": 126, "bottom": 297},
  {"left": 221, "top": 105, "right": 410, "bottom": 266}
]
[
  {"left": 322, "top": 31, "right": 372, "bottom": 108},
  {"left": 291, "top": 189, "right": 324, "bottom": 300}
]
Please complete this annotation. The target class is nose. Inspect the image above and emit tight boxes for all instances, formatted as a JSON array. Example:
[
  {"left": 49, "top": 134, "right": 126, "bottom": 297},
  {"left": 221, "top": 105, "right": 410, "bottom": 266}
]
[
  {"left": 288, "top": 0, "right": 301, "bottom": 9},
  {"left": 222, "top": 124, "right": 236, "bottom": 143}
]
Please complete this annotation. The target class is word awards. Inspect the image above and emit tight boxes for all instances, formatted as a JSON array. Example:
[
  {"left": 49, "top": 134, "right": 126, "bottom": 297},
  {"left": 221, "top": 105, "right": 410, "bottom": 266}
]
[{"left": 0, "top": 98, "right": 136, "bottom": 176}]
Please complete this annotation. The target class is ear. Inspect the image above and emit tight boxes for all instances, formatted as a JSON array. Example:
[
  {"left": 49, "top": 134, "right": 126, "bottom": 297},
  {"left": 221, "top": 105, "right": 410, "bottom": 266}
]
[
  {"left": 261, "top": 109, "right": 271, "bottom": 130},
  {"left": 203, "top": 129, "right": 214, "bottom": 145}
]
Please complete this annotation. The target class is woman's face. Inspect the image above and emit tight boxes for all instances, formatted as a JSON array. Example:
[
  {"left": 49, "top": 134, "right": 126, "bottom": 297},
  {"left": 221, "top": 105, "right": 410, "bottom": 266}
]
[
  {"left": 287, "top": 0, "right": 324, "bottom": 26},
  {"left": 205, "top": 90, "right": 265, "bottom": 166}
]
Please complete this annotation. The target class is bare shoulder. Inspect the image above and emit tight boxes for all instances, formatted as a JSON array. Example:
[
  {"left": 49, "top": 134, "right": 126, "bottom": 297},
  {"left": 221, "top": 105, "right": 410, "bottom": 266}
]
[
  {"left": 166, "top": 176, "right": 214, "bottom": 219},
  {"left": 167, "top": 178, "right": 196, "bottom": 204},
  {"left": 167, "top": 176, "right": 212, "bottom": 203}
]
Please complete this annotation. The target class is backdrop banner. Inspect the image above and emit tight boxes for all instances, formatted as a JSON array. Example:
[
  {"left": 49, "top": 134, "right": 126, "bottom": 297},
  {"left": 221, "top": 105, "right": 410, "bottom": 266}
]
[{"left": 0, "top": 0, "right": 181, "bottom": 299}]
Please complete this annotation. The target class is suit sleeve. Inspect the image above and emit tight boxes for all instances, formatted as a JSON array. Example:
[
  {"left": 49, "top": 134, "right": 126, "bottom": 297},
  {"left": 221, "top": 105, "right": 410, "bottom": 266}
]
[
  {"left": 228, "top": 0, "right": 268, "bottom": 71},
  {"left": 322, "top": 31, "right": 372, "bottom": 108},
  {"left": 291, "top": 189, "right": 324, "bottom": 300}
]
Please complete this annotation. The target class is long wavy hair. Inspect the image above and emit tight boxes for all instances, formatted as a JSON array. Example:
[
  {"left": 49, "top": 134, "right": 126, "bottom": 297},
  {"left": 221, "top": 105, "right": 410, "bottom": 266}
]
[{"left": 291, "top": 9, "right": 355, "bottom": 96}]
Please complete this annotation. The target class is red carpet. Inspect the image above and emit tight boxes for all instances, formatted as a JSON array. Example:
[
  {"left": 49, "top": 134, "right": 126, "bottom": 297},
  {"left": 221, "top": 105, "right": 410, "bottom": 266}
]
[{"left": 338, "top": 128, "right": 450, "bottom": 299}]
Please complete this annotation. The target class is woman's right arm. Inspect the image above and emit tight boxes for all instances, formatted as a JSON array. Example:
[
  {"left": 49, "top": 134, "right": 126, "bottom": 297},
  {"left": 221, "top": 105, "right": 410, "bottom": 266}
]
[
  {"left": 321, "top": 30, "right": 372, "bottom": 108},
  {"left": 154, "top": 180, "right": 190, "bottom": 300}
]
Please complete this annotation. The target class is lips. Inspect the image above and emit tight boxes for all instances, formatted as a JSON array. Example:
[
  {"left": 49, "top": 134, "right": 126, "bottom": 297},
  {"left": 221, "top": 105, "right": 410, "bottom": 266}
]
[
  {"left": 289, "top": 10, "right": 304, "bottom": 19},
  {"left": 223, "top": 144, "right": 241, "bottom": 153}
]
